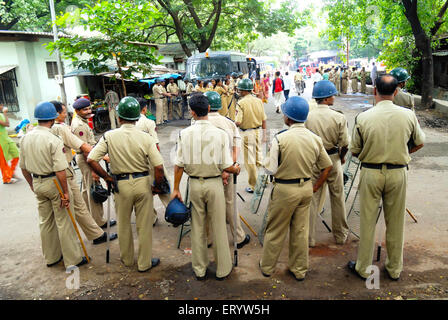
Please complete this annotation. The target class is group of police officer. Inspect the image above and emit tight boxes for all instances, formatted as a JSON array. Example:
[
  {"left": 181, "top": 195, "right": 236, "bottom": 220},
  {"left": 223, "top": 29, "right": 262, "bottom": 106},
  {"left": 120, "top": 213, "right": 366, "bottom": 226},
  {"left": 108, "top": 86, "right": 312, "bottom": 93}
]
[{"left": 19, "top": 66, "right": 424, "bottom": 282}]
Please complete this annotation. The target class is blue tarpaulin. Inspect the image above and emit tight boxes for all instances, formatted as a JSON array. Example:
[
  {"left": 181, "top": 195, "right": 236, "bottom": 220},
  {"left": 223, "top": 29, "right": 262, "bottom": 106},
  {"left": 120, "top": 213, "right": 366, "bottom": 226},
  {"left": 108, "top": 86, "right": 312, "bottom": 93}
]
[{"left": 139, "top": 73, "right": 183, "bottom": 88}]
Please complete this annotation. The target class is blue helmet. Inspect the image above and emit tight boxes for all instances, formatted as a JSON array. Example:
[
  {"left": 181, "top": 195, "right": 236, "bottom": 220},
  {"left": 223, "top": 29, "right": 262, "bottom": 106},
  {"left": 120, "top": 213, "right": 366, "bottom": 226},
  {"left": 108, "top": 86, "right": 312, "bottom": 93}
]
[
  {"left": 165, "top": 198, "right": 191, "bottom": 227},
  {"left": 281, "top": 96, "right": 309, "bottom": 123},
  {"left": 73, "top": 98, "right": 91, "bottom": 110},
  {"left": 34, "top": 101, "right": 58, "bottom": 120},
  {"left": 312, "top": 80, "right": 338, "bottom": 99}
]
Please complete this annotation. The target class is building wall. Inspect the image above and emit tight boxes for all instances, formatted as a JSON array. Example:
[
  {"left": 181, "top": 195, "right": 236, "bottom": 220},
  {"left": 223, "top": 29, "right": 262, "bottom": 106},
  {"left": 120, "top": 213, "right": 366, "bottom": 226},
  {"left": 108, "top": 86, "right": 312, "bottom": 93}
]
[{"left": 0, "top": 38, "right": 75, "bottom": 128}]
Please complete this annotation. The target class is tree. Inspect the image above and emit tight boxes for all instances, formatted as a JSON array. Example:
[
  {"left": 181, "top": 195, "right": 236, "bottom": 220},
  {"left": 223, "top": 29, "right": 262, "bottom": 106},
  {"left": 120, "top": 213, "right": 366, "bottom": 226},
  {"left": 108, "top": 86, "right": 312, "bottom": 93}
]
[
  {"left": 46, "top": 0, "right": 162, "bottom": 96},
  {"left": 146, "top": 0, "right": 304, "bottom": 56},
  {"left": 323, "top": 0, "right": 448, "bottom": 109},
  {"left": 0, "top": 0, "right": 92, "bottom": 31}
]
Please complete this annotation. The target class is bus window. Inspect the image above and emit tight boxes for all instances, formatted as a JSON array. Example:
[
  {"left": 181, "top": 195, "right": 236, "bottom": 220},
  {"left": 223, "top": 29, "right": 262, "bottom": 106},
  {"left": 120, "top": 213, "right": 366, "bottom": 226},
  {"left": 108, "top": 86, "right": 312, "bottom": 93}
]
[
  {"left": 188, "top": 57, "right": 231, "bottom": 79},
  {"left": 232, "top": 62, "right": 239, "bottom": 73},
  {"left": 239, "top": 62, "right": 248, "bottom": 74}
]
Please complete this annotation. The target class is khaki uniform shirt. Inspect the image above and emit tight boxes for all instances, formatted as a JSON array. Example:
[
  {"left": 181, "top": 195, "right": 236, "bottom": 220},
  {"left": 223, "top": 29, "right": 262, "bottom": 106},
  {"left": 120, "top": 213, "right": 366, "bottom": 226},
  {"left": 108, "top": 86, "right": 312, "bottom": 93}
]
[
  {"left": 235, "top": 94, "right": 267, "bottom": 130},
  {"left": 360, "top": 71, "right": 366, "bottom": 81},
  {"left": 351, "top": 71, "right": 358, "bottom": 79},
  {"left": 342, "top": 71, "right": 348, "bottom": 80},
  {"left": 51, "top": 122, "right": 84, "bottom": 163},
  {"left": 207, "top": 112, "right": 241, "bottom": 151},
  {"left": 71, "top": 116, "right": 96, "bottom": 145},
  {"left": 305, "top": 104, "right": 350, "bottom": 150},
  {"left": 214, "top": 86, "right": 227, "bottom": 96},
  {"left": 228, "top": 79, "right": 236, "bottom": 92},
  {"left": 350, "top": 100, "right": 425, "bottom": 165},
  {"left": 186, "top": 83, "right": 194, "bottom": 95},
  {"left": 194, "top": 85, "right": 207, "bottom": 93},
  {"left": 88, "top": 124, "right": 163, "bottom": 175},
  {"left": 175, "top": 120, "right": 233, "bottom": 177},
  {"left": 167, "top": 83, "right": 180, "bottom": 95},
  {"left": 135, "top": 114, "right": 159, "bottom": 144},
  {"left": 153, "top": 84, "right": 165, "bottom": 99},
  {"left": 393, "top": 88, "right": 415, "bottom": 111},
  {"left": 19, "top": 126, "right": 68, "bottom": 175},
  {"left": 264, "top": 123, "right": 332, "bottom": 179}
]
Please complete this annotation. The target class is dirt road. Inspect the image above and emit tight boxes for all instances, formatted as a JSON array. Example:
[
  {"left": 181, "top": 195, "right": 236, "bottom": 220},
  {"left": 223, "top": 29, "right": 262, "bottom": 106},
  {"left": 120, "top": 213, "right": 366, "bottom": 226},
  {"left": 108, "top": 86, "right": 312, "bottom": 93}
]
[{"left": 1, "top": 79, "right": 447, "bottom": 300}]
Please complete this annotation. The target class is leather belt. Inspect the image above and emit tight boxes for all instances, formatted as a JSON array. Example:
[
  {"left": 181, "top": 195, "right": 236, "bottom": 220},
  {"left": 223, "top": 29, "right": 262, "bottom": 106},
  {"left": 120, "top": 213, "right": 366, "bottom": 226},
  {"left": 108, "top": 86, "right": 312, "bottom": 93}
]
[
  {"left": 361, "top": 163, "right": 408, "bottom": 170},
  {"left": 326, "top": 147, "right": 339, "bottom": 155},
  {"left": 114, "top": 171, "right": 150, "bottom": 181},
  {"left": 32, "top": 173, "right": 56, "bottom": 179},
  {"left": 240, "top": 126, "right": 261, "bottom": 132},
  {"left": 189, "top": 175, "right": 221, "bottom": 180},
  {"left": 275, "top": 178, "right": 311, "bottom": 184}
]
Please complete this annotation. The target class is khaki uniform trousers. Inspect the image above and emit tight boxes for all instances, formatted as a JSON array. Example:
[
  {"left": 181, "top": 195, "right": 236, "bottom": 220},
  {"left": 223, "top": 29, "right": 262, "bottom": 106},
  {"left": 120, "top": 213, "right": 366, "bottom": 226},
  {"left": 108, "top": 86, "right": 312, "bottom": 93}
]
[
  {"left": 163, "top": 99, "right": 170, "bottom": 121},
  {"left": 241, "top": 128, "right": 262, "bottom": 190},
  {"left": 351, "top": 78, "right": 358, "bottom": 93},
  {"left": 355, "top": 166, "right": 408, "bottom": 279},
  {"left": 309, "top": 154, "right": 349, "bottom": 245},
  {"left": 361, "top": 80, "right": 367, "bottom": 94},
  {"left": 260, "top": 181, "right": 313, "bottom": 279},
  {"left": 109, "top": 107, "right": 119, "bottom": 129},
  {"left": 335, "top": 78, "right": 341, "bottom": 94},
  {"left": 206, "top": 176, "right": 246, "bottom": 244},
  {"left": 76, "top": 155, "right": 107, "bottom": 227},
  {"left": 114, "top": 175, "right": 155, "bottom": 271},
  {"left": 342, "top": 79, "right": 348, "bottom": 94},
  {"left": 33, "top": 176, "right": 84, "bottom": 267},
  {"left": 155, "top": 99, "right": 165, "bottom": 125},
  {"left": 67, "top": 169, "right": 104, "bottom": 240},
  {"left": 218, "top": 96, "right": 229, "bottom": 117},
  {"left": 189, "top": 177, "right": 232, "bottom": 278},
  {"left": 228, "top": 98, "right": 236, "bottom": 121}
]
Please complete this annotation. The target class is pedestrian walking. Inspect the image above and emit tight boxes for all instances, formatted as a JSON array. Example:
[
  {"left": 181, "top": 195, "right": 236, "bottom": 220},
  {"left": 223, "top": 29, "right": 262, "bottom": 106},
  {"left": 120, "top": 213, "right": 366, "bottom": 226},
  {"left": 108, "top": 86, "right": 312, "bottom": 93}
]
[
  {"left": 305, "top": 81, "right": 350, "bottom": 247},
  {"left": 370, "top": 62, "right": 377, "bottom": 87},
  {"left": 347, "top": 75, "right": 425, "bottom": 281},
  {"left": 283, "top": 72, "right": 292, "bottom": 101},
  {"left": 87, "top": 97, "right": 167, "bottom": 272},
  {"left": 272, "top": 71, "right": 284, "bottom": 114},
  {"left": 259, "top": 96, "right": 333, "bottom": 281}
]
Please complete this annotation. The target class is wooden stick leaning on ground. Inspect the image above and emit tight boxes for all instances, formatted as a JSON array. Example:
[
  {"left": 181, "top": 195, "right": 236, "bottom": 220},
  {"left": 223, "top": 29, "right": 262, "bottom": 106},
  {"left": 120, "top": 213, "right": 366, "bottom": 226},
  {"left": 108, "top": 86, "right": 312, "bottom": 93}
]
[{"left": 53, "top": 178, "right": 90, "bottom": 263}]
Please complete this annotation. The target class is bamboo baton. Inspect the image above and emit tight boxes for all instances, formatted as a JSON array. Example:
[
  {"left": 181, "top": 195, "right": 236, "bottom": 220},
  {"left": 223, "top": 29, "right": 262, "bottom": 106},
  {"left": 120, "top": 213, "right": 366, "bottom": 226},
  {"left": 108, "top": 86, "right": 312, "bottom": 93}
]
[
  {"left": 240, "top": 215, "right": 258, "bottom": 238},
  {"left": 53, "top": 178, "right": 90, "bottom": 263},
  {"left": 406, "top": 208, "right": 418, "bottom": 223}
]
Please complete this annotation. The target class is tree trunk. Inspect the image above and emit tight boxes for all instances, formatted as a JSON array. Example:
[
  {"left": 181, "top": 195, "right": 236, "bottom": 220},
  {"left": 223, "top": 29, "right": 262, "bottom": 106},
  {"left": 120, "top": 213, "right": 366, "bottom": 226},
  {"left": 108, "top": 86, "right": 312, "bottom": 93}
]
[{"left": 416, "top": 36, "right": 434, "bottom": 108}]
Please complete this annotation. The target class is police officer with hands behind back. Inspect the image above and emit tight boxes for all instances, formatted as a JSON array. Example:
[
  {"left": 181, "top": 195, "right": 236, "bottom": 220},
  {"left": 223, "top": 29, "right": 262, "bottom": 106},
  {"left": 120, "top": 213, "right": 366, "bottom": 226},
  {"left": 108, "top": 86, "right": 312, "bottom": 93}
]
[
  {"left": 87, "top": 97, "right": 166, "bottom": 272},
  {"left": 260, "top": 96, "right": 333, "bottom": 281}
]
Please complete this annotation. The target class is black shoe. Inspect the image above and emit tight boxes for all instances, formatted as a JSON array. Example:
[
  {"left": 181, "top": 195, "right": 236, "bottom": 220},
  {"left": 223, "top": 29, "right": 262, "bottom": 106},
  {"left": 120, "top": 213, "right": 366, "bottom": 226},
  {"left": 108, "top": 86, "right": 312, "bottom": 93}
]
[
  {"left": 47, "top": 255, "right": 63, "bottom": 267},
  {"left": 195, "top": 270, "right": 207, "bottom": 281},
  {"left": 259, "top": 260, "right": 270, "bottom": 277},
  {"left": 237, "top": 234, "right": 250, "bottom": 249},
  {"left": 100, "top": 219, "right": 117, "bottom": 229},
  {"left": 288, "top": 269, "right": 305, "bottom": 281},
  {"left": 76, "top": 256, "right": 90, "bottom": 267},
  {"left": 216, "top": 268, "right": 232, "bottom": 281},
  {"left": 276, "top": 108, "right": 280, "bottom": 114},
  {"left": 93, "top": 232, "right": 118, "bottom": 245},
  {"left": 153, "top": 216, "right": 158, "bottom": 227},
  {"left": 138, "top": 258, "right": 160, "bottom": 272},
  {"left": 347, "top": 261, "right": 366, "bottom": 280},
  {"left": 385, "top": 268, "right": 400, "bottom": 281},
  {"left": 207, "top": 243, "right": 213, "bottom": 248}
]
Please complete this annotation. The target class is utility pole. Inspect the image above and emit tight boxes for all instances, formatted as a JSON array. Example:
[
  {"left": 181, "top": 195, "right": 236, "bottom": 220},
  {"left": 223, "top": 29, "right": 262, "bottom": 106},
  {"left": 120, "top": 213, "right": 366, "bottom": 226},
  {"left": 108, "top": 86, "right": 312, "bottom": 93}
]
[{"left": 49, "top": 0, "right": 67, "bottom": 106}]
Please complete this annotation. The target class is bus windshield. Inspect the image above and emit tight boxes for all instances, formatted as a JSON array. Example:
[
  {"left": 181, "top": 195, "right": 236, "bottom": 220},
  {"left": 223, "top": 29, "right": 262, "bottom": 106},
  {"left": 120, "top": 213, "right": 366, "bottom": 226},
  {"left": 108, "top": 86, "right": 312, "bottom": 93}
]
[{"left": 187, "top": 57, "right": 231, "bottom": 79}]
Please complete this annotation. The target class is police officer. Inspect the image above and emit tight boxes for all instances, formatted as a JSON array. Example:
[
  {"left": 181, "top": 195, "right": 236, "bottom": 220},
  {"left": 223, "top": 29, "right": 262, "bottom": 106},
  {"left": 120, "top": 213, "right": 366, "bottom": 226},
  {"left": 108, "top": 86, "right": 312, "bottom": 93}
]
[
  {"left": 172, "top": 93, "right": 241, "bottom": 280},
  {"left": 360, "top": 67, "right": 367, "bottom": 94},
  {"left": 204, "top": 91, "right": 250, "bottom": 248},
  {"left": 235, "top": 78, "right": 267, "bottom": 194},
  {"left": 135, "top": 98, "right": 171, "bottom": 226},
  {"left": 351, "top": 67, "right": 359, "bottom": 93},
  {"left": 87, "top": 97, "right": 166, "bottom": 272},
  {"left": 51, "top": 101, "right": 118, "bottom": 245},
  {"left": 20, "top": 102, "right": 88, "bottom": 268},
  {"left": 167, "top": 77, "right": 182, "bottom": 120},
  {"left": 153, "top": 79, "right": 171, "bottom": 124},
  {"left": 347, "top": 75, "right": 425, "bottom": 281},
  {"left": 390, "top": 67, "right": 415, "bottom": 111},
  {"left": 260, "top": 96, "right": 333, "bottom": 281},
  {"left": 341, "top": 67, "right": 349, "bottom": 94},
  {"left": 305, "top": 81, "right": 350, "bottom": 247},
  {"left": 227, "top": 73, "right": 238, "bottom": 120},
  {"left": 335, "top": 67, "right": 341, "bottom": 95},
  {"left": 71, "top": 98, "right": 114, "bottom": 229}
]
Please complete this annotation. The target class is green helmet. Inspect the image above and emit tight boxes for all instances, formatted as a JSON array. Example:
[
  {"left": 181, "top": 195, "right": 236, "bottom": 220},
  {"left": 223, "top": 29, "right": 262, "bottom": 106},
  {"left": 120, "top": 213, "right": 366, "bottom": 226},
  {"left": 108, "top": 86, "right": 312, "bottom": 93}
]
[
  {"left": 237, "top": 78, "right": 253, "bottom": 91},
  {"left": 390, "top": 67, "right": 410, "bottom": 83},
  {"left": 204, "top": 91, "right": 222, "bottom": 111},
  {"left": 117, "top": 96, "right": 140, "bottom": 121}
]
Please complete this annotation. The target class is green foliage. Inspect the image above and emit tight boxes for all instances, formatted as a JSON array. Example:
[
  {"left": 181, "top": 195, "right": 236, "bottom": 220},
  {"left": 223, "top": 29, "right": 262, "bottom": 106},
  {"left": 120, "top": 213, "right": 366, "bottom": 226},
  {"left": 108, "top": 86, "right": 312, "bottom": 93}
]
[
  {"left": 46, "top": 0, "right": 162, "bottom": 82},
  {"left": 0, "top": 0, "right": 92, "bottom": 31}
]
